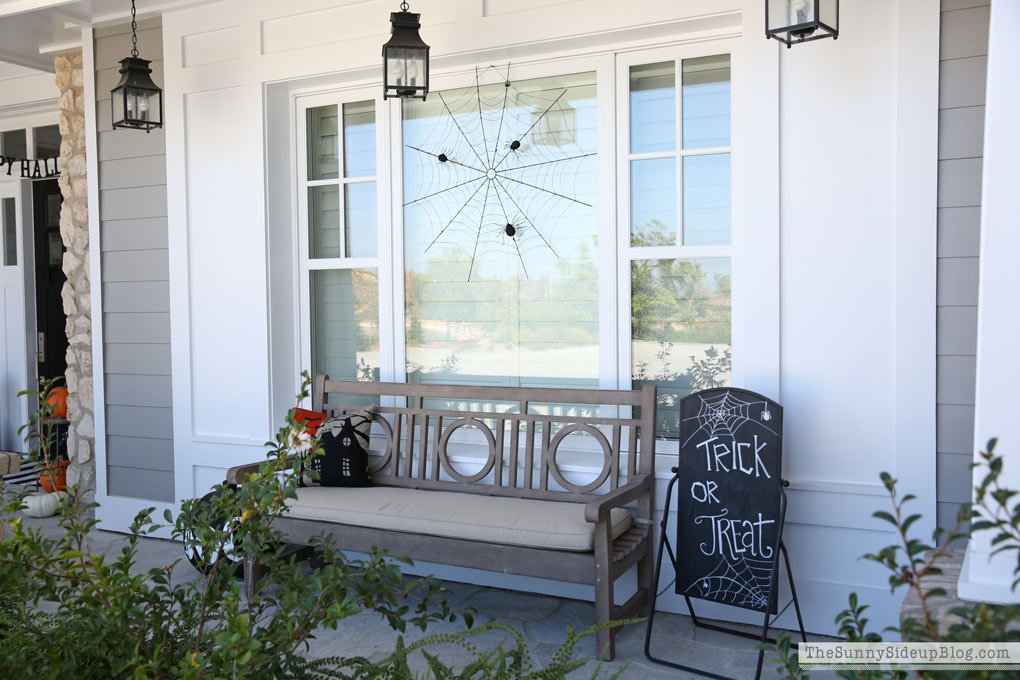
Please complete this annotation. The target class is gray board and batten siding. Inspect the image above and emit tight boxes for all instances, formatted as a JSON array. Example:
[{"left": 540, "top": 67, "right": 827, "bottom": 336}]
[
  {"left": 936, "top": 0, "right": 988, "bottom": 541},
  {"left": 95, "top": 18, "right": 174, "bottom": 502}
]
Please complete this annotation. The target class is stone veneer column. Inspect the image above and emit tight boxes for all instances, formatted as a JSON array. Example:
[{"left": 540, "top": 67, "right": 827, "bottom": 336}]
[{"left": 54, "top": 50, "right": 95, "bottom": 502}]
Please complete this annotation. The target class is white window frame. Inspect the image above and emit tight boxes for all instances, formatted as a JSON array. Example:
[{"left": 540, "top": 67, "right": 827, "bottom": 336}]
[
  {"left": 295, "top": 86, "right": 397, "bottom": 384},
  {"left": 291, "top": 41, "right": 749, "bottom": 462},
  {"left": 616, "top": 39, "right": 740, "bottom": 457}
]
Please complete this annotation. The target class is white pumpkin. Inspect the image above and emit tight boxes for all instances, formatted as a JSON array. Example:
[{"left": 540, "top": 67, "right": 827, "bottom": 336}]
[{"left": 22, "top": 491, "right": 68, "bottom": 518}]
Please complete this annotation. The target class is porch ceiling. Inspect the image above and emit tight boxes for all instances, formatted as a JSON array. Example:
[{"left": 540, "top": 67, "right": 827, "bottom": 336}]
[{"left": 0, "top": 0, "right": 202, "bottom": 71}]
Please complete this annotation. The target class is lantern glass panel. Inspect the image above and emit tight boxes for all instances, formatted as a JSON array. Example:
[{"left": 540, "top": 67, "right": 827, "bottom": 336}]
[
  {"left": 768, "top": 0, "right": 816, "bottom": 32},
  {"left": 387, "top": 47, "right": 426, "bottom": 90},
  {"left": 819, "top": 0, "right": 837, "bottom": 29},
  {"left": 112, "top": 87, "right": 126, "bottom": 125}
]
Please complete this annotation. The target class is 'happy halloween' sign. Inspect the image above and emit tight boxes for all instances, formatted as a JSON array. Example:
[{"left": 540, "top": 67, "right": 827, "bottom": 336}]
[
  {"left": 0, "top": 155, "right": 60, "bottom": 179},
  {"left": 675, "top": 387, "right": 784, "bottom": 614}
]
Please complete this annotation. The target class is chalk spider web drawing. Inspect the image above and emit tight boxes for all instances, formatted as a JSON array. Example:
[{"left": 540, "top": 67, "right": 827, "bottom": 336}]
[
  {"left": 680, "top": 390, "right": 778, "bottom": 448},
  {"left": 403, "top": 64, "right": 596, "bottom": 280},
  {"left": 684, "top": 555, "right": 775, "bottom": 610}
]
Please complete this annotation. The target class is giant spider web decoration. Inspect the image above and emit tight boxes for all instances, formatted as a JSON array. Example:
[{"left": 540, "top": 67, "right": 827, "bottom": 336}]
[
  {"left": 680, "top": 390, "right": 779, "bottom": 448},
  {"left": 684, "top": 555, "right": 775, "bottom": 610},
  {"left": 402, "top": 65, "right": 597, "bottom": 280}
]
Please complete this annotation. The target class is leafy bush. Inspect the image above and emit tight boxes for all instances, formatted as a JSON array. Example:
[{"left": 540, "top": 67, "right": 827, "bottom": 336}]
[
  {"left": 0, "top": 373, "right": 629, "bottom": 679},
  {"left": 766, "top": 438, "right": 1020, "bottom": 679}
]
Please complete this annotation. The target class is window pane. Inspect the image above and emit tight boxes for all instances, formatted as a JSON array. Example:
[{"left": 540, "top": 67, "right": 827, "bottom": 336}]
[
  {"left": 630, "top": 61, "right": 675, "bottom": 153},
  {"left": 632, "top": 258, "right": 732, "bottom": 440},
  {"left": 345, "top": 182, "right": 377, "bottom": 258},
  {"left": 631, "top": 157, "right": 676, "bottom": 246},
  {"left": 1, "top": 129, "right": 26, "bottom": 158},
  {"left": 311, "top": 268, "right": 380, "bottom": 385},
  {"left": 683, "top": 154, "right": 730, "bottom": 245},
  {"left": 682, "top": 54, "right": 730, "bottom": 149},
  {"left": 343, "top": 100, "right": 376, "bottom": 178},
  {"left": 306, "top": 105, "right": 339, "bottom": 180},
  {"left": 2, "top": 198, "right": 15, "bottom": 266},
  {"left": 308, "top": 185, "right": 340, "bottom": 258},
  {"left": 402, "top": 70, "right": 599, "bottom": 395},
  {"left": 33, "top": 125, "right": 60, "bottom": 158}
]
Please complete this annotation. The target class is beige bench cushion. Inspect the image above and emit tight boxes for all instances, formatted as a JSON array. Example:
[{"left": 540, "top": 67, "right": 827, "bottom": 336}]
[{"left": 287, "top": 486, "right": 632, "bottom": 552}]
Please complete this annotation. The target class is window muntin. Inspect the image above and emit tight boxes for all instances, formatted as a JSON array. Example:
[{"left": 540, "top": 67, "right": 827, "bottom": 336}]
[{"left": 402, "top": 70, "right": 599, "bottom": 395}]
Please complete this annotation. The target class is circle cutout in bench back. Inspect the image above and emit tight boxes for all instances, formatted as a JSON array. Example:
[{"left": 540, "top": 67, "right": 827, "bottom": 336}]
[
  {"left": 182, "top": 489, "right": 243, "bottom": 577},
  {"left": 547, "top": 424, "right": 612, "bottom": 493},
  {"left": 437, "top": 417, "right": 497, "bottom": 483}
]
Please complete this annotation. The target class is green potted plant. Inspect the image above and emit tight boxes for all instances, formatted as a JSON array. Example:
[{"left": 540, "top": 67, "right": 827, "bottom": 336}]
[{"left": 16, "top": 376, "right": 69, "bottom": 517}]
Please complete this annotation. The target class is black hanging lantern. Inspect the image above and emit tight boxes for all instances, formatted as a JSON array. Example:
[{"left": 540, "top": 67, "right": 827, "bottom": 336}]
[
  {"left": 766, "top": 0, "right": 839, "bottom": 48},
  {"left": 382, "top": 2, "right": 430, "bottom": 101},
  {"left": 111, "top": 0, "right": 163, "bottom": 131}
]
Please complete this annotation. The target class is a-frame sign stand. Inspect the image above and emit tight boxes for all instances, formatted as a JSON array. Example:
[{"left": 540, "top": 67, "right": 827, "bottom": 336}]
[{"left": 643, "top": 388, "right": 808, "bottom": 680}]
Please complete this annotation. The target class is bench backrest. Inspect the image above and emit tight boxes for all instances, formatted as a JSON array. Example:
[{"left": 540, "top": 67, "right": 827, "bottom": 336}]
[{"left": 312, "top": 377, "right": 657, "bottom": 503}]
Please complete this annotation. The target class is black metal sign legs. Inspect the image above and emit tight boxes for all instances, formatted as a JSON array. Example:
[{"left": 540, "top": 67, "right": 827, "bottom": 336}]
[{"left": 644, "top": 471, "right": 808, "bottom": 680}]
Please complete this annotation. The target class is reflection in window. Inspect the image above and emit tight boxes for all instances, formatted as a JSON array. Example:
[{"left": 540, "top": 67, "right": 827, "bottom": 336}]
[
  {"left": 33, "top": 125, "right": 61, "bottom": 158},
  {"left": 631, "top": 157, "right": 676, "bottom": 246},
  {"left": 683, "top": 154, "right": 730, "bottom": 245},
  {"left": 306, "top": 105, "right": 338, "bottom": 180},
  {"left": 343, "top": 101, "right": 376, "bottom": 177},
  {"left": 402, "top": 71, "right": 599, "bottom": 399},
  {"left": 632, "top": 258, "right": 731, "bottom": 439},
  {"left": 682, "top": 54, "right": 731, "bottom": 149},
  {"left": 1, "top": 129, "right": 26, "bottom": 159},
  {"left": 630, "top": 61, "right": 675, "bottom": 154},
  {"left": 311, "top": 268, "right": 380, "bottom": 381}
]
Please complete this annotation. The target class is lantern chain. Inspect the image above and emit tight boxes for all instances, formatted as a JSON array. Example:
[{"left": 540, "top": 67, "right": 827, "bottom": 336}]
[
  {"left": 130, "top": 0, "right": 139, "bottom": 58},
  {"left": 400, "top": 1, "right": 409, "bottom": 11}
]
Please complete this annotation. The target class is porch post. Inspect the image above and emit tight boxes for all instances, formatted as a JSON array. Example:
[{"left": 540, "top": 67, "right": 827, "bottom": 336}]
[
  {"left": 54, "top": 50, "right": 96, "bottom": 503},
  {"left": 956, "top": 0, "right": 1020, "bottom": 603}
]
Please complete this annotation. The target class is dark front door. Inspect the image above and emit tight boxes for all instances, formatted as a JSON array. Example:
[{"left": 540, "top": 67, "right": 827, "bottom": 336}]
[{"left": 33, "top": 178, "right": 67, "bottom": 383}]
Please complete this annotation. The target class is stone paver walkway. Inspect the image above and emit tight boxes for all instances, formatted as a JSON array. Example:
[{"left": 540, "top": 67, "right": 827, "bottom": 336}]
[{"left": 16, "top": 511, "right": 833, "bottom": 679}]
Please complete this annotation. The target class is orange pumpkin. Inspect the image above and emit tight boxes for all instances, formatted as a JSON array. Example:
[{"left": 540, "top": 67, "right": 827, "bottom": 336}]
[
  {"left": 47, "top": 387, "right": 68, "bottom": 418},
  {"left": 39, "top": 460, "right": 70, "bottom": 493}
]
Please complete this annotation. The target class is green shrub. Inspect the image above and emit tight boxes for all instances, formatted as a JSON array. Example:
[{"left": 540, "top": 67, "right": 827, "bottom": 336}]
[
  {"left": 766, "top": 439, "right": 1020, "bottom": 680},
  {"left": 0, "top": 373, "right": 629, "bottom": 679}
]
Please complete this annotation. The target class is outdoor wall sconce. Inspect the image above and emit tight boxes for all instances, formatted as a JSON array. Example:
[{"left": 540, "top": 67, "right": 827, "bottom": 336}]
[
  {"left": 382, "top": 1, "right": 430, "bottom": 101},
  {"left": 766, "top": 0, "right": 839, "bottom": 47},
  {"left": 111, "top": 0, "right": 163, "bottom": 132}
]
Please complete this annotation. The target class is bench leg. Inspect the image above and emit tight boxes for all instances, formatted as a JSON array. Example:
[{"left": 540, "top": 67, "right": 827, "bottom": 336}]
[
  {"left": 594, "top": 523, "right": 615, "bottom": 661},
  {"left": 244, "top": 556, "right": 267, "bottom": 601}
]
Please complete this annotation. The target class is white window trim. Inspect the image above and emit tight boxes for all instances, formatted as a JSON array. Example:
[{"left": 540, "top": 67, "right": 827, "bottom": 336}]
[
  {"left": 290, "top": 41, "right": 756, "bottom": 465},
  {"left": 615, "top": 39, "right": 740, "bottom": 458}
]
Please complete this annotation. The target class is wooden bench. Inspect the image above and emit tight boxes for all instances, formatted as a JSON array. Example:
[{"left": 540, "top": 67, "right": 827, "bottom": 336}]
[{"left": 228, "top": 376, "right": 657, "bottom": 659}]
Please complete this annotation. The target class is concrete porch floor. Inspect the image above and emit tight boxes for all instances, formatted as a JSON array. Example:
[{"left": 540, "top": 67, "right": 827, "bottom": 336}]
[{"left": 18, "top": 512, "right": 832, "bottom": 679}]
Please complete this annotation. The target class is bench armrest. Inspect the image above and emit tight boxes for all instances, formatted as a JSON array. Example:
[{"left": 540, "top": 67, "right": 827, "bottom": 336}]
[
  {"left": 225, "top": 455, "right": 298, "bottom": 485},
  {"left": 584, "top": 473, "right": 652, "bottom": 524}
]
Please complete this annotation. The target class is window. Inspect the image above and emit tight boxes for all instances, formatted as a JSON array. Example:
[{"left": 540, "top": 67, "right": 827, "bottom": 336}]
[
  {"left": 295, "top": 47, "right": 734, "bottom": 440},
  {"left": 2, "top": 198, "right": 15, "bottom": 266},
  {"left": 299, "top": 94, "right": 382, "bottom": 406},
  {"left": 0, "top": 129, "right": 26, "bottom": 158},
  {"left": 402, "top": 70, "right": 599, "bottom": 399},
  {"left": 33, "top": 125, "right": 60, "bottom": 158},
  {"left": 623, "top": 51, "right": 733, "bottom": 440}
]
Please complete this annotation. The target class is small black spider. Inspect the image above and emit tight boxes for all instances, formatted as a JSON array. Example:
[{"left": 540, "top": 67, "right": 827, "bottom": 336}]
[
  {"left": 509, "top": 140, "right": 521, "bottom": 152},
  {"left": 437, "top": 153, "right": 448, "bottom": 163},
  {"left": 504, "top": 223, "right": 517, "bottom": 237}
]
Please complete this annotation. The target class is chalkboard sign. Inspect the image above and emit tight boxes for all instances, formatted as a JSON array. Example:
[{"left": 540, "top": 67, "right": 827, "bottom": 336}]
[{"left": 675, "top": 388, "right": 784, "bottom": 614}]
